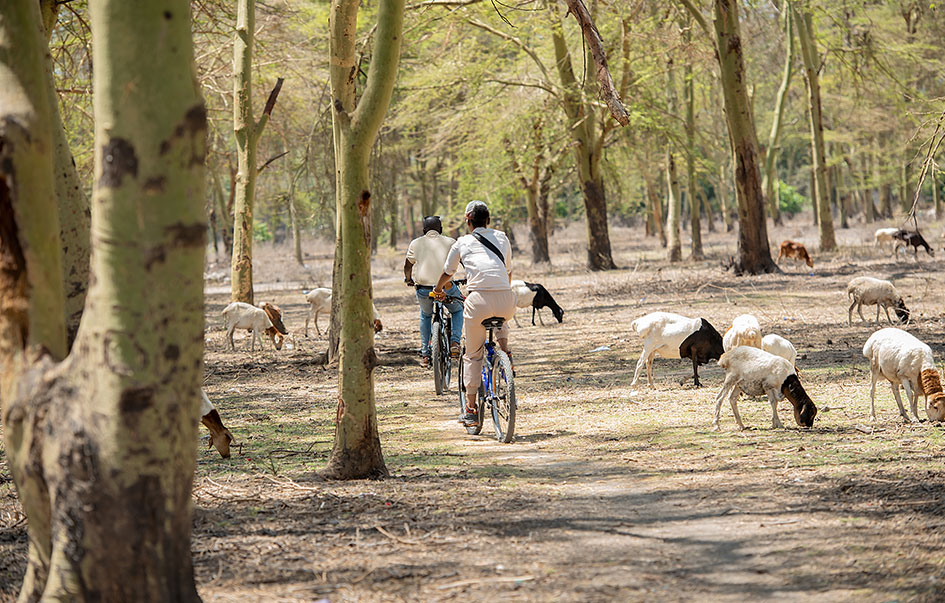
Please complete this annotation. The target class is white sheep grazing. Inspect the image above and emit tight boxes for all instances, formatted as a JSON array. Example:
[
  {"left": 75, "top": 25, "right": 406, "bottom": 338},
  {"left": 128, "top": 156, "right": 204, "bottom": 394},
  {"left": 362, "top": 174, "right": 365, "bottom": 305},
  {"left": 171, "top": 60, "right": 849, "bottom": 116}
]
[
  {"left": 874, "top": 227, "right": 901, "bottom": 253},
  {"left": 304, "top": 288, "right": 382, "bottom": 336},
  {"left": 862, "top": 327, "right": 945, "bottom": 423},
  {"left": 722, "top": 314, "right": 763, "bottom": 351},
  {"left": 630, "top": 312, "right": 725, "bottom": 388},
  {"left": 762, "top": 333, "right": 797, "bottom": 367},
  {"left": 222, "top": 301, "right": 274, "bottom": 352},
  {"left": 714, "top": 346, "right": 818, "bottom": 430},
  {"left": 847, "top": 276, "right": 910, "bottom": 326}
]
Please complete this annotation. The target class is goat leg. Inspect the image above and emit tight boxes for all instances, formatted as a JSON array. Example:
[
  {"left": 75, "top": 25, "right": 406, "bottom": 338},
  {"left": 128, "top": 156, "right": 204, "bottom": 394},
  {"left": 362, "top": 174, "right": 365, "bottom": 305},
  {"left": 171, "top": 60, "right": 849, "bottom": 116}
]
[{"left": 691, "top": 356, "right": 701, "bottom": 388}]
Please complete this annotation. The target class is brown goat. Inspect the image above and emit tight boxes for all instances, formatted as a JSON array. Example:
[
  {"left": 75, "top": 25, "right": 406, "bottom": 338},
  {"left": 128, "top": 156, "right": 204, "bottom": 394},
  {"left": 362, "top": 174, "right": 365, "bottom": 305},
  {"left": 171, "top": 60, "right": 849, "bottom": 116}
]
[
  {"left": 259, "top": 302, "right": 288, "bottom": 350},
  {"left": 919, "top": 369, "right": 945, "bottom": 422},
  {"left": 777, "top": 240, "right": 814, "bottom": 268}
]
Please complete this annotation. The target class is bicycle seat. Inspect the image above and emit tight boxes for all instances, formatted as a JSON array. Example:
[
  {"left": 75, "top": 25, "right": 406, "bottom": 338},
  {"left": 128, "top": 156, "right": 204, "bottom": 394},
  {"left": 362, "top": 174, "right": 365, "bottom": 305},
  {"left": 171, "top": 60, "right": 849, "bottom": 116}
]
[{"left": 481, "top": 317, "right": 505, "bottom": 329}]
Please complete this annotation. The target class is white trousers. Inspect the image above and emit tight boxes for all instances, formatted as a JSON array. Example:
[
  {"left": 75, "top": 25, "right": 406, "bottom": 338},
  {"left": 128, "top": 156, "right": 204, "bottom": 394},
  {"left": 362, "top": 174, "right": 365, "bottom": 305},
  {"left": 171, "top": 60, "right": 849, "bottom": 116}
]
[{"left": 463, "top": 289, "right": 516, "bottom": 395}]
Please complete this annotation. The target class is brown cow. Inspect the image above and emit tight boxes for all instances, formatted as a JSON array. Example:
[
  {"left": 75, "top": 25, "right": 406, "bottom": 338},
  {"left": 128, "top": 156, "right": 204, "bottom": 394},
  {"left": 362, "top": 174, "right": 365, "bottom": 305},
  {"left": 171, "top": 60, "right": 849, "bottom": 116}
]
[{"left": 777, "top": 240, "right": 813, "bottom": 268}]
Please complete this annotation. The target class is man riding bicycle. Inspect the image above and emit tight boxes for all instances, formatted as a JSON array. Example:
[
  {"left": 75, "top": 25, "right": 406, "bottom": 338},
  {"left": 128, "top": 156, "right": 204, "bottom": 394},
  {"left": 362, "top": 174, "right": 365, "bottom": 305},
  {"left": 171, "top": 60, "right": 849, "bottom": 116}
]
[
  {"left": 404, "top": 215, "right": 464, "bottom": 368},
  {"left": 433, "top": 201, "right": 515, "bottom": 427}
]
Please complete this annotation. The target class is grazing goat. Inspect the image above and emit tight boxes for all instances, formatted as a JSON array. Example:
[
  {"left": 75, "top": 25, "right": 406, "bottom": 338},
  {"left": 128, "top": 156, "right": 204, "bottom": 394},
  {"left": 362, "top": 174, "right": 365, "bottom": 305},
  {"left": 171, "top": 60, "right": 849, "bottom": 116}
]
[
  {"left": 893, "top": 230, "right": 934, "bottom": 258},
  {"left": 762, "top": 333, "right": 797, "bottom": 368},
  {"left": 874, "top": 227, "right": 902, "bottom": 253},
  {"left": 511, "top": 280, "right": 564, "bottom": 326},
  {"left": 714, "top": 347, "right": 817, "bottom": 430},
  {"left": 777, "top": 240, "right": 814, "bottom": 269},
  {"left": 200, "top": 389, "right": 235, "bottom": 458},
  {"left": 722, "top": 314, "right": 763, "bottom": 352},
  {"left": 304, "top": 288, "right": 382, "bottom": 336},
  {"left": 846, "top": 276, "right": 909, "bottom": 326},
  {"left": 630, "top": 312, "right": 725, "bottom": 388},
  {"left": 222, "top": 302, "right": 274, "bottom": 352},
  {"left": 259, "top": 302, "right": 288, "bottom": 350},
  {"left": 862, "top": 328, "right": 945, "bottom": 423}
]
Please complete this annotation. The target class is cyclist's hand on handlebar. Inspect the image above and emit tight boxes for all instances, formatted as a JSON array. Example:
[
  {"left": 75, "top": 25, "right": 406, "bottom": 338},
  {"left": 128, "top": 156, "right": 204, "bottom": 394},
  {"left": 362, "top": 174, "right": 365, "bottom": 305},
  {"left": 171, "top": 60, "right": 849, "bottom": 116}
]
[
  {"left": 404, "top": 277, "right": 415, "bottom": 286},
  {"left": 430, "top": 288, "right": 446, "bottom": 301}
]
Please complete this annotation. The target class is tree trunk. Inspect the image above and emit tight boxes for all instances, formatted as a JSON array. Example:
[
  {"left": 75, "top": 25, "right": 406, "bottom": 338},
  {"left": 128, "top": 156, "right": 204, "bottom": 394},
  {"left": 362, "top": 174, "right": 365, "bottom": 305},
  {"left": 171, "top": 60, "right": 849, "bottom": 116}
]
[
  {"left": 665, "top": 148, "right": 683, "bottom": 261},
  {"left": 934, "top": 171, "right": 941, "bottom": 220},
  {"left": 288, "top": 169, "right": 304, "bottom": 265},
  {"left": 211, "top": 161, "right": 233, "bottom": 258},
  {"left": 2, "top": 1, "right": 206, "bottom": 599},
  {"left": 718, "top": 160, "right": 732, "bottom": 232},
  {"left": 36, "top": 0, "right": 90, "bottom": 346},
  {"left": 324, "top": 0, "right": 404, "bottom": 480},
  {"left": 713, "top": 0, "right": 777, "bottom": 273},
  {"left": 551, "top": 13, "right": 616, "bottom": 271},
  {"left": 793, "top": 4, "right": 837, "bottom": 251},
  {"left": 699, "top": 186, "right": 716, "bottom": 232},
  {"left": 642, "top": 167, "right": 667, "bottom": 247},
  {"left": 388, "top": 187, "right": 398, "bottom": 248},
  {"left": 762, "top": 5, "right": 792, "bottom": 226},
  {"left": 684, "top": 53, "right": 703, "bottom": 260},
  {"left": 230, "top": 0, "right": 282, "bottom": 303}
]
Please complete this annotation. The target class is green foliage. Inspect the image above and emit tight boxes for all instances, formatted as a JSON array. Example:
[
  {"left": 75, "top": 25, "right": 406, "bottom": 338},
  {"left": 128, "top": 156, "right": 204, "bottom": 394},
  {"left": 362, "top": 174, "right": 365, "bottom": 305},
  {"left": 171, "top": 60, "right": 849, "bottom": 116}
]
[
  {"left": 253, "top": 221, "right": 272, "bottom": 243},
  {"left": 778, "top": 182, "right": 808, "bottom": 216}
]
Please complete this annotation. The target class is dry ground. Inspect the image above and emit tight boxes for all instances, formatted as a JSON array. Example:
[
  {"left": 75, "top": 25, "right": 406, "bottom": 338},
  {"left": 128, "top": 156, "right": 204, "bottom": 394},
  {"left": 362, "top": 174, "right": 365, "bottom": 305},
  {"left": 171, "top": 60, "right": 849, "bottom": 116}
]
[{"left": 3, "top": 215, "right": 945, "bottom": 601}]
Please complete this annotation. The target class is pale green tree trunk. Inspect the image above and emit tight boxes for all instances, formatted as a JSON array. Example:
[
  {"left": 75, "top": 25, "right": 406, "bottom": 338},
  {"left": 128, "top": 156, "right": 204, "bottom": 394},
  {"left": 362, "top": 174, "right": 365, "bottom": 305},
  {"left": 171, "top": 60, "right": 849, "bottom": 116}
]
[
  {"left": 38, "top": 0, "right": 91, "bottom": 345},
  {"left": 934, "top": 172, "right": 941, "bottom": 220},
  {"left": 230, "top": 0, "right": 283, "bottom": 303},
  {"left": 762, "top": 4, "right": 793, "bottom": 226},
  {"left": 793, "top": 4, "right": 836, "bottom": 250},
  {"left": 2, "top": 0, "right": 206, "bottom": 599},
  {"left": 641, "top": 165, "right": 667, "bottom": 247},
  {"left": 665, "top": 59, "right": 682, "bottom": 262},
  {"left": 684, "top": 41, "right": 703, "bottom": 260},
  {"left": 718, "top": 160, "right": 732, "bottom": 232},
  {"left": 713, "top": 0, "right": 777, "bottom": 272},
  {"left": 324, "top": 0, "right": 405, "bottom": 479}
]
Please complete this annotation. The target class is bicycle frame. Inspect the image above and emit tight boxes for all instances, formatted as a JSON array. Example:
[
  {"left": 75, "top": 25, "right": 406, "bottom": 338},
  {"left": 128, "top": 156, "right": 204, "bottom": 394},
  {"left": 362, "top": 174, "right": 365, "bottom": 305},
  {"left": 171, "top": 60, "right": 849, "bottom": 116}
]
[{"left": 480, "top": 330, "right": 498, "bottom": 401}]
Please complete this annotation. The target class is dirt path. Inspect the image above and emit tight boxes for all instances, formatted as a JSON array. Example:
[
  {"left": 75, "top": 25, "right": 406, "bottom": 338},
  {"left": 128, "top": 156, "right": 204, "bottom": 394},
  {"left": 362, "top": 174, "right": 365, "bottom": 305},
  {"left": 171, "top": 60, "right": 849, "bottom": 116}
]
[{"left": 3, "top": 222, "right": 945, "bottom": 601}]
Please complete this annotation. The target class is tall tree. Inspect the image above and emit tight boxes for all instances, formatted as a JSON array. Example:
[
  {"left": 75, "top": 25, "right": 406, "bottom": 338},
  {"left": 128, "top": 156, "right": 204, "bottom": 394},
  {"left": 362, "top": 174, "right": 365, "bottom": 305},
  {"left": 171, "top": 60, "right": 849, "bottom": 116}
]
[
  {"left": 665, "top": 57, "right": 683, "bottom": 262},
  {"left": 682, "top": 0, "right": 777, "bottom": 273},
  {"left": 761, "top": 2, "right": 794, "bottom": 226},
  {"left": 230, "top": 0, "right": 283, "bottom": 303},
  {"left": 324, "top": 0, "right": 405, "bottom": 479},
  {"left": 1, "top": 0, "right": 206, "bottom": 598},
  {"left": 683, "top": 24, "right": 703, "bottom": 260},
  {"left": 793, "top": 2, "right": 837, "bottom": 250}
]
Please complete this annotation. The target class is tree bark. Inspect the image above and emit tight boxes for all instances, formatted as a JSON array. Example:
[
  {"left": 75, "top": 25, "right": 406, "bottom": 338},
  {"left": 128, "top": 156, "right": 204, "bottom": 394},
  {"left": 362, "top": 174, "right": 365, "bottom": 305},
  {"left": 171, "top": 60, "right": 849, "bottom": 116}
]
[
  {"left": 762, "top": 4, "right": 793, "bottom": 227},
  {"left": 551, "top": 11, "right": 616, "bottom": 271},
  {"left": 793, "top": 4, "right": 837, "bottom": 251},
  {"left": 230, "top": 0, "right": 282, "bottom": 303},
  {"left": 38, "top": 0, "right": 90, "bottom": 347},
  {"left": 718, "top": 160, "right": 732, "bottom": 232},
  {"left": 713, "top": 0, "right": 778, "bottom": 273},
  {"left": 684, "top": 42, "right": 703, "bottom": 260},
  {"left": 324, "top": 0, "right": 404, "bottom": 480},
  {"left": 642, "top": 167, "right": 667, "bottom": 247},
  {"left": 665, "top": 58, "right": 682, "bottom": 262},
  {"left": 2, "top": 0, "right": 206, "bottom": 599}
]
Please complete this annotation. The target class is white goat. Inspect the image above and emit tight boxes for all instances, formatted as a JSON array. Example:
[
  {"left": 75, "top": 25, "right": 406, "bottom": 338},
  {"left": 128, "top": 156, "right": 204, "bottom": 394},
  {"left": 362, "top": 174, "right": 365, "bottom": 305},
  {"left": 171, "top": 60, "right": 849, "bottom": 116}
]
[
  {"left": 762, "top": 333, "right": 797, "bottom": 367},
  {"left": 714, "top": 347, "right": 818, "bottom": 430},
  {"left": 630, "top": 312, "right": 725, "bottom": 388},
  {"left": 862, "top": 327, "right": 945, "bottom": 423},
  {"left": 722, "top": 314, "right": 763, "bottom": 351},
  {"left": 222, "top": 301, "right": 273, "bottom": 351},
  {"left": 874, "top": 227, "right": 901, "bottom": 253},
  {"left": 847, "top": 276, "right": 910, "bottom": 326},
  {"left": 304, "top": 288, "right": 382, "bottom": 336}
]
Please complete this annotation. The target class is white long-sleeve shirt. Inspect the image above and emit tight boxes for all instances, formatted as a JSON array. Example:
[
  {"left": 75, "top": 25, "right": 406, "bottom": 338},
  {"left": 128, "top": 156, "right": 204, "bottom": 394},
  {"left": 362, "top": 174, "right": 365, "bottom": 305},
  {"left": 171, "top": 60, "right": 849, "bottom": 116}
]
[{"left": 443, "top": 227, "right": 512, "bottom": 291}]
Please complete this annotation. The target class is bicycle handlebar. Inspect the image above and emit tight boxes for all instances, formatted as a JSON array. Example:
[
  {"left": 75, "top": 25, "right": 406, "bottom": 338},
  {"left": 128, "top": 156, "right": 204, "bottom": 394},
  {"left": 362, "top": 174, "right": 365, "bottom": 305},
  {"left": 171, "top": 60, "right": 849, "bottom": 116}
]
[{"left": 429, "top": 291, "right": 465, "bottom": 303}]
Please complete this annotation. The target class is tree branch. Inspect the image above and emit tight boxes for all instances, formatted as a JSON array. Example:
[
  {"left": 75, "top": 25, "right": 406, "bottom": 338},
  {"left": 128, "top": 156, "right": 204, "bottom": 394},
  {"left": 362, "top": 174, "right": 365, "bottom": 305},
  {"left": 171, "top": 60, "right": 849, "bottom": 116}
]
[
  {"left": 675, "top": 0, "right": 710, "bottom": 36},
  {"left": 352, "top": 0, "right": 406, "bottom": 141},
  {"left": 467, "top": 18, "right": 554, "bottom": 86},
  {"left": 561, "top": 0, "right": 629, "bottom": 126},
  {"left": 262, "top": 76, "right": 284, "bottom": 116},
  {"left": 257, "top": 150, "right": 289, "bottom": 174},
  {"left": 406, "top": 0, "right": 481, "bottom": 8}
]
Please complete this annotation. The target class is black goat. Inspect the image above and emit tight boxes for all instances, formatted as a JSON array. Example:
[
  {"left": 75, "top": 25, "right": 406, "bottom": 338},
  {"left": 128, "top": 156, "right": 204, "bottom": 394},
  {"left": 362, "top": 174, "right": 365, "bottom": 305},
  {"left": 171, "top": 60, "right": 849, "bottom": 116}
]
[
  {"left": 678, "top": 318, "right": 725, "bottom": 388},
  {"left": 513, "top": 281, "right": 564, "bottom": 326},
  {"left": 780, "top": 374, "right": 817, "bottom": 428},
  {"left": 893, "top": 230, "right": 934, "bottom": 258}
]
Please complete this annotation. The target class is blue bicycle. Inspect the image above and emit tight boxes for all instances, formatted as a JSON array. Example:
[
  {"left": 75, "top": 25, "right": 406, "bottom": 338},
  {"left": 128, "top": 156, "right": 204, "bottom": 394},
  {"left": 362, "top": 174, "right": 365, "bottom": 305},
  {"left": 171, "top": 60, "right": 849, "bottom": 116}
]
[{"left": 457, "top": 317, "right": 516, "bottom": 443}]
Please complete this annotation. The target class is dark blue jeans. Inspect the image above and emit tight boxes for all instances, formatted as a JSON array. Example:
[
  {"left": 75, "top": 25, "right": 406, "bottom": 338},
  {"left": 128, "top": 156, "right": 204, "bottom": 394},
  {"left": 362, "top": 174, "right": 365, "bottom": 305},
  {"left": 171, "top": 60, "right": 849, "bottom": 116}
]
[{"left": 415, "top": 284, "right": 464, "bottom": 357}]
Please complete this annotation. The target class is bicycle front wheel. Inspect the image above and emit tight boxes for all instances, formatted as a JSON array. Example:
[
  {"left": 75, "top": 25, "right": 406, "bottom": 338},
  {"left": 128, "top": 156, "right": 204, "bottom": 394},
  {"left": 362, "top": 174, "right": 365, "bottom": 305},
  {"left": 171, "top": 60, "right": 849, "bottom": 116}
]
[
  {"left": 432, "top": 326, "right": 445, "bottom": 395},
  {"left": 490, "top": 350, "right": 516, "bottom": 443}
]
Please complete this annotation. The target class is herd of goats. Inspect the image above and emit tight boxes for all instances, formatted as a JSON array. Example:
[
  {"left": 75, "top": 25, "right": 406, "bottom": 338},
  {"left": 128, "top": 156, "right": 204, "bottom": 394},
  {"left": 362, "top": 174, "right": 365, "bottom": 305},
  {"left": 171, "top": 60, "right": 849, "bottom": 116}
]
[{"left": 195, "top": 225, "right": 944, "bottom": 458}]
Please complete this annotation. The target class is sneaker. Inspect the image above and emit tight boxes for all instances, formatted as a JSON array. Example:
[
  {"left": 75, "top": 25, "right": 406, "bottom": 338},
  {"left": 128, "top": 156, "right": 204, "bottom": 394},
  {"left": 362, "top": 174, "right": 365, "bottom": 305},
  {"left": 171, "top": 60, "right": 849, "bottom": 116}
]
[
  {"left": 450, "top": 342, "right": 461, "bottom": 358},
  {"left": 420, "top": 356, "right": 431, "bottom": 369},
  {"left": 461, "top": 406, "right": 480, "bottom": 427}
]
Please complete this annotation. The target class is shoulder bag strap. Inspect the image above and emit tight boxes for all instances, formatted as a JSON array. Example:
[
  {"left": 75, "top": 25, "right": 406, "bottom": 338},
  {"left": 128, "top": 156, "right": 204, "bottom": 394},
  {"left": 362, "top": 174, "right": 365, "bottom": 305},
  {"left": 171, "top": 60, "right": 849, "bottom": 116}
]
[{"left": 472, "top": 232, "right": 505, "bottom": 266}]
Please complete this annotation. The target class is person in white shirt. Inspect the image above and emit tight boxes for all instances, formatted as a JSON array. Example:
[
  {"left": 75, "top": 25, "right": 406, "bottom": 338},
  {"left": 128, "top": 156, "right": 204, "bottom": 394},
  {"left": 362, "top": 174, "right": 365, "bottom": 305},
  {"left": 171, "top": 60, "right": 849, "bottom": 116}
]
[
  {"left": 404, "top": 216, "right": 464, "bottom": 367},
  {"left": 433, "top": 201, "right": 515, "bottom": 427}
]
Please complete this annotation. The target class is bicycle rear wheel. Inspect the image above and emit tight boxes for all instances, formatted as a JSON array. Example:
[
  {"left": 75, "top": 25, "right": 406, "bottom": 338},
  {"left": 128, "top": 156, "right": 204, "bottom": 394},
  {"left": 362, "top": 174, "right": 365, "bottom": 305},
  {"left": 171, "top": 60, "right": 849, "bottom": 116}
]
[
  {"left": 490, "top": 350, "right": 516, "bottom": 443},
  {"left": 457, "top": 346, "right": 484, "bottom": 435},
  {"left": 432, "top": 325, "right": 445, "bottom": 395}
]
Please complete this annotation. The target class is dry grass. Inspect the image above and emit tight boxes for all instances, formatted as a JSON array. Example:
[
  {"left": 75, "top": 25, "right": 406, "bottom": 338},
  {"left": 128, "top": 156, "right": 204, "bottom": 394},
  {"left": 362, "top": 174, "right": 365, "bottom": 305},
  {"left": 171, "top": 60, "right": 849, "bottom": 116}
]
[{"left": 3, "top": 215, "right": 945, "bottom": 601}]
